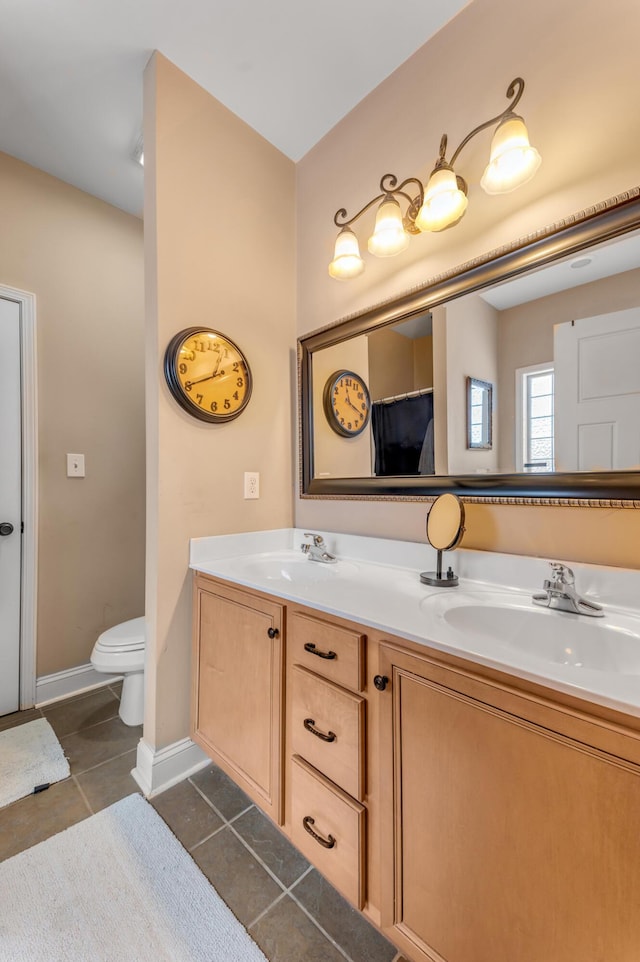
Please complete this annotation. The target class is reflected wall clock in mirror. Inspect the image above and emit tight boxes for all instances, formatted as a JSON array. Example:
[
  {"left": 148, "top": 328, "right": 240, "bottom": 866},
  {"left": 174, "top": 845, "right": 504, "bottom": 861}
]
[
  {"left": 164, "top": 327, "right": 252, "bottom": 422},
  {"left": 323, "top": 369, "right": 371, "bottom": 437}
]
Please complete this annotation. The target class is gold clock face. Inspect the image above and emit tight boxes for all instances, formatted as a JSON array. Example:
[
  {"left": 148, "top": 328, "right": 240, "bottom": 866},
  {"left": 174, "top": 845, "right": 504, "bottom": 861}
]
[
  {"left": 323, "top": 370, "right": 371, "bottom": 437},
  {"left": 164, "top": 328, "right": 252, "bottom": 422}
]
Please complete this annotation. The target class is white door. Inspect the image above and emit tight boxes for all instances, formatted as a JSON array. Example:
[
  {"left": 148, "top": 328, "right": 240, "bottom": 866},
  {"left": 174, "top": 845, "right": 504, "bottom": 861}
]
[
  {"left": 0, "top": 296, "right": 21, "bottom": 715},
  {"left": 554, "top": 308, "right": 640, "bottom": 471}
]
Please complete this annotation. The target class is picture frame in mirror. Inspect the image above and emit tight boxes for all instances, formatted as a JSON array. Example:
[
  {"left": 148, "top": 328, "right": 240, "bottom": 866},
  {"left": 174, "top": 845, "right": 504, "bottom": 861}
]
[{"left": 467, "top": 376, "right": 493, "bottom": 450}]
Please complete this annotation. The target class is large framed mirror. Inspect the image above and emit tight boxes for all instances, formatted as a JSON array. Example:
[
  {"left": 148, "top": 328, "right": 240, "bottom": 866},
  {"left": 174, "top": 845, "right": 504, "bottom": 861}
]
[{"left": 299, "top": 188, "right": 640, "bottom": 503}]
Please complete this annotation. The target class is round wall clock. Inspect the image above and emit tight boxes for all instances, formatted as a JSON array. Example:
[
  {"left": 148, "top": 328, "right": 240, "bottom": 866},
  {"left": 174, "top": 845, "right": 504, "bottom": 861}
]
[
  {"left": 164, "top": 327, "right": 252, "bottom": 423},
  {"left": 323, "top": 369, "right": 371, "bottom": 437}
]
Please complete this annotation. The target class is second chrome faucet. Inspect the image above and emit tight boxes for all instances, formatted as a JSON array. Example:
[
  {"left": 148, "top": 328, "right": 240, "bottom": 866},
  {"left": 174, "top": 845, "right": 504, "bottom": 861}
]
[{"left": 532, "top": 562, "right": 603, "bottom": 617}]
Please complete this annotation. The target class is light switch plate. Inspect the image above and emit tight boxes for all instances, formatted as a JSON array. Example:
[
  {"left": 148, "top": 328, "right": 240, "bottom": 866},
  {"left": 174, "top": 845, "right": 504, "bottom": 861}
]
[{"left": 67, "top": 453, "right": 85, "bottom": 477}]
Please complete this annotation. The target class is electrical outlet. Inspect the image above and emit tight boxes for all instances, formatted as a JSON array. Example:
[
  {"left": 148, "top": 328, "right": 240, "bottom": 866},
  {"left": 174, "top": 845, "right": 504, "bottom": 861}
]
[
  {"left": 244, "top": 471, "right": 260, "bottom": 499},
  {"left": 66, "top": 453, "right": 85, "bottom": 478}
]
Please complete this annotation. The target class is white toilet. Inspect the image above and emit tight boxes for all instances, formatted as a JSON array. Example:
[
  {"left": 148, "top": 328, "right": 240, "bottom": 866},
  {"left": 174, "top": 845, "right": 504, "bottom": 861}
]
[{"left": 90, "top": 617, "right": 145, "bottom": 726}]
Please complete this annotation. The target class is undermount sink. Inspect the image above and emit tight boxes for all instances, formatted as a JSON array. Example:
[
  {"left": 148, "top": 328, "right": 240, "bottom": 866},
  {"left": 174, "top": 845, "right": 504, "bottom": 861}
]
[
  {"left": 420, "top": 590, "right": 640, "bottom": 674},
  {"left": 229, "top": 553, "right": 358, "bottom": 586}
]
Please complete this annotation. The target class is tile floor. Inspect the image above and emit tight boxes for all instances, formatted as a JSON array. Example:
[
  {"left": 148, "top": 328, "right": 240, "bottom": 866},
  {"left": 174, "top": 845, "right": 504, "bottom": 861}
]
[{"left": 0, "top": 685, "right": 406, "bottom": 962}]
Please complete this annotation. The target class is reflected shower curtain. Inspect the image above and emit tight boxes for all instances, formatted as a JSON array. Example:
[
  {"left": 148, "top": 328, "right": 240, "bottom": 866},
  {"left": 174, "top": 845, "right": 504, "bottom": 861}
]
[{"left": 371, "top": 392, "right": 434, "bottom": 476}]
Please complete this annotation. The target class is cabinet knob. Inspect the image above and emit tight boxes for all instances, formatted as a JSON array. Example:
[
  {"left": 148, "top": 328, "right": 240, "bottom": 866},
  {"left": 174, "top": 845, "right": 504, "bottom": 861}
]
[
  {"left": 0, "top": 522, "right": 14, "bottom": 536},
  {"left": 267, "top": 627, "right": 279, "bottom": 639},
  {"left": 374, "top": 674, "right": 389, "bottom": 691}
]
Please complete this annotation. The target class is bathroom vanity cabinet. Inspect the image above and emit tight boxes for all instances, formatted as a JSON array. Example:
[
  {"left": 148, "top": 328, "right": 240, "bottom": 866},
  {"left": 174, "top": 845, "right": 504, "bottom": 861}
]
[
  {"left": 191, "top": 572, "right": 640, "bottom": 962},
  {"left": 377, "top": 641, "right": 640, "bottom": 962},
  {"left": 191, "top": 573, "right": 284, "bottom": 823}
]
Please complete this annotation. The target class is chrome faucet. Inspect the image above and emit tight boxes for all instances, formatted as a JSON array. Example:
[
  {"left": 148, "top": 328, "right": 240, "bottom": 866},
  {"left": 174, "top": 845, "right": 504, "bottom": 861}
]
[
  {"left": 301, "top": 532, "right": 337, "bottom": 564},
  {"left": 532, "top": 562, "right": 603, "bottom": 617}
]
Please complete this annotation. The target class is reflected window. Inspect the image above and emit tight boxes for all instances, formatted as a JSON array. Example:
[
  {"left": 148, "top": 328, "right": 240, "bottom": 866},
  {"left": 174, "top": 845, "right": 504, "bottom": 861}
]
[{"left": 517, "top": 363, "right": 554, "bottom": 472}]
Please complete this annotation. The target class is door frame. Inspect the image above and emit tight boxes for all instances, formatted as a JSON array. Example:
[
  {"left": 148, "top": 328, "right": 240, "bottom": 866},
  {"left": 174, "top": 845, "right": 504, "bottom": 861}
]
[{"left": 0, "top": 283, "right": 38, "bottom": 709}]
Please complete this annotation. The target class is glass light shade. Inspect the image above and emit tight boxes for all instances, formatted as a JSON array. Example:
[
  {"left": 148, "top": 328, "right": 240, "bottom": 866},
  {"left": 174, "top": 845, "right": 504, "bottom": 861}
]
[
  {"left": 367, "top": 196, "right": 410, "bottom": 257},
  {"left": 415, "top": 166, "right": 468, "bottom": 232},
  {"left": 328, "top": 228, "right": 365, "bottom": 279},
  {"left": 480, "top": 114, "right": 541, "bottom": 195}
]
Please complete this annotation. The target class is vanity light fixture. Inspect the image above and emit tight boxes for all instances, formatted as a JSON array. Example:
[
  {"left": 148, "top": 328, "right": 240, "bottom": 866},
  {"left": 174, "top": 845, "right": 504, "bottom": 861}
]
[{"left": 328, "top": 77, "right": 541, "bottom": 280}]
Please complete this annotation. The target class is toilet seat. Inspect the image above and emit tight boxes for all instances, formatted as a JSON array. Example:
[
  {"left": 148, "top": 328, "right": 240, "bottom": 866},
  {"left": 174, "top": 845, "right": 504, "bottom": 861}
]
[{"left": 95, "top": 617, "right": 145, "bottom": 651}]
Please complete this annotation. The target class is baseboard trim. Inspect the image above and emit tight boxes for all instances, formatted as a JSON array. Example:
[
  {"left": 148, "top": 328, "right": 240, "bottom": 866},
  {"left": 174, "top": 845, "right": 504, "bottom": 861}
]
[
  {"left": 35, "top": 663, "right": 123, "bottom": 707},
  {"left": 131, "top": 737, "right": 210, "bottom": 798}
]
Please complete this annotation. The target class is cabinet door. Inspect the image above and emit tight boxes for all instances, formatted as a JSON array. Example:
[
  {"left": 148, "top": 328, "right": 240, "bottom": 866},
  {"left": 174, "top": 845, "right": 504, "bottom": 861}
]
[
  {"left": 193, "top": 580, "right": 283, "bottom": 823},
  {"left": 378, "top": 643, "right": 640, "bottom": 962}
]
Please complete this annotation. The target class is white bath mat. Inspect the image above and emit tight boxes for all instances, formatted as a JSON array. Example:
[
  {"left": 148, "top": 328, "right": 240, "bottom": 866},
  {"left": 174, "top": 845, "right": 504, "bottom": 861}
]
[
  {"left": 0, "top": 792, "right": 268, "bottom": 961},
  {"left": 0, "top": 717, "right": 70, "bottom": 809}
]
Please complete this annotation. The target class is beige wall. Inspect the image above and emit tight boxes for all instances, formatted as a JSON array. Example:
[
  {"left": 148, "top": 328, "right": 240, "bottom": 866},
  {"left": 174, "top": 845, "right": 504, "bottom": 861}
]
[
  {"left": 144, "top": 54, "right": 295, "bottom": 749},
  {"left": 313, "top": 339, "right": 372, "bottom": 478},
  {"left": 295, "top": 0, "right": 640, "bottom": 568},
  {"left": 497, "top": 267, "right": 640, "bottom": 470},
  {"left": 368, "top": 328, "right": 433, "bottom": 399},
  {"left": 368, "top": 328, "right": 414, "bottom": 400},
  {"left": 413, "top": 336, "right": 433, "bottom": 391},
  {"left": 442, "top": 294, "right": 499, "bottom": 474},
  {"left": 0, "top": 151, "right": 145, "bottom": 676}
]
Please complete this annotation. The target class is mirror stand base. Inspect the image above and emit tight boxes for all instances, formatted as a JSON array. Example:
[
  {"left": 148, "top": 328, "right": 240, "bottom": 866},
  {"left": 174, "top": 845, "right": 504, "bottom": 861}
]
[
  {"left": 420, "top": 569, "right": 459, "bottom": 587},
  {"left": 420, "top": 549, "right": 459, "bottom": 587}
]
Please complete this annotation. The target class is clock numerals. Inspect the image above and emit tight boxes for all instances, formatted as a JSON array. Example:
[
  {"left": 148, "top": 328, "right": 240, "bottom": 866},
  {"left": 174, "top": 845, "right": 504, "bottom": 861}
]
[
  {"left": 165, "top": 328, "right": 252, "bottom": 422},
  {"left": 324, "top": 370, "right": 370, "bottom": 437}
]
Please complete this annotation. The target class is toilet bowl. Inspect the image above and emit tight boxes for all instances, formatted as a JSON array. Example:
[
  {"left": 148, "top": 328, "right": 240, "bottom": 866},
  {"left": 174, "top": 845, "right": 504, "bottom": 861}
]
[{"left": 90, "top": 617, "right": 145, "bottom": 726}]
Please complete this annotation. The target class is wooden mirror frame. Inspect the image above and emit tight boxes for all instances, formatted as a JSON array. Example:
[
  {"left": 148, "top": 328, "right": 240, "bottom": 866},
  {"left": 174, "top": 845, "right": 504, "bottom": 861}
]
[{"left": 299, "top": 187, "right": 640, "bottom": 505}]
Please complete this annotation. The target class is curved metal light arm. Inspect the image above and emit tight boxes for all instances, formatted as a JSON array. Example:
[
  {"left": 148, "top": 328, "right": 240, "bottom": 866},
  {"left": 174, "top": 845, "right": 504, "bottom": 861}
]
[
  {"left": 334, "top": 173, "right": 424, "bottom": 228},
  {"left": 447, "top": 77, "right": 525, "bottom": 168}
]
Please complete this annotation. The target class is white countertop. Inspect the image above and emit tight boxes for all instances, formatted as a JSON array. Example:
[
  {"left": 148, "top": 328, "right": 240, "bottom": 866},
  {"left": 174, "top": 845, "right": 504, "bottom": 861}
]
[{"left": 190, "top": 528, "right": 640, "bottom": 718}]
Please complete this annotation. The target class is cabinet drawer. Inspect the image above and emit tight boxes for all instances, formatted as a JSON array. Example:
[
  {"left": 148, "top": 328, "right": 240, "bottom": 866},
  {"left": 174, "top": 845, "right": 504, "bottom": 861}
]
[
  {"left": 290, "top": 755, "right": 365, "bottom": 909},
  {"left": 290, "top": 611, "right": 365, "bottom": 692},
  {"left": 291, "top": 665, "right": 365, "bottom": 800}
]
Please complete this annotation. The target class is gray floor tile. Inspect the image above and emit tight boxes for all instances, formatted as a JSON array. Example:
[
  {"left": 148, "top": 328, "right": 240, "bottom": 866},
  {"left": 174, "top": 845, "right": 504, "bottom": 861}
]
[
  {"left": 42, "top": 687, "right": 120, "bottom": 737},
  {"left": 60, "top": 715, "right": 142, "bottom": 774},
  {"left": 190, "top": 763, "right": 253, "bottom": 820},
  {"left": 76, "top": 749, "right": 140, "bottom": 813},
  {"left": 0, "top": 708, "right": 42, "bottom": 733},
  {"left": 234, "top": 805, "right": 310, "bottom": 887},
  {"left": 192, "top": 825, "right": 282, "bottom": 927},
  {"left": 293, "top": 869, "right": 398, "bottom": 962},
  {"left": 0, "top": 778, "right": 90, "bottom": 861},
  {"left": 151, "top": 779, "right": 223, "bottom": 849},
  {"left": 250, "top": 895, "right": 346, "bottom": 962}
]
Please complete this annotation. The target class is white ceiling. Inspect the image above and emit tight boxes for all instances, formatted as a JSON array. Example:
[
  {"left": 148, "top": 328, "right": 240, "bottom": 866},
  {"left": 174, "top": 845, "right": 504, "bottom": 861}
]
[
  {"left": 480, "top": 232, "right": 640, "bottom": 310},
  {"left": 0, "top": 0, "right": 469, "bottom": 215}
]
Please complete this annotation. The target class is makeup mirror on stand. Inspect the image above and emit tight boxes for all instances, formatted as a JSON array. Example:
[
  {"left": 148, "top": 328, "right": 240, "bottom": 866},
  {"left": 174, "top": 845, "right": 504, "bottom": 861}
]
[{"left": 420, "top": 493, "right": 465, "bottom": 587}]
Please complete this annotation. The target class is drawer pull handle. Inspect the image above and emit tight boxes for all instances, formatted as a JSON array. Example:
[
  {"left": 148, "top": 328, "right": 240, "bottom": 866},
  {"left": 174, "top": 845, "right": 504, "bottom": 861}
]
[
  {"left": 303, "top": 718, "right": 337, "bottom": 742},
  {"left": 304, "top": 642, "right": 337, "bottom": 660},
  {"left": 303, "top": 816, "right": 336, "bottom": 849}
]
